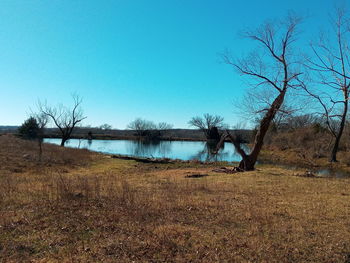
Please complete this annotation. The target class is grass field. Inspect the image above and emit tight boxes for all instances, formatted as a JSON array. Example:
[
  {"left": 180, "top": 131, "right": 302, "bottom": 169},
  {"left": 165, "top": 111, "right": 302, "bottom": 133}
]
[{"left": 1, "top": 135, "right": 350, "bottom": 262}]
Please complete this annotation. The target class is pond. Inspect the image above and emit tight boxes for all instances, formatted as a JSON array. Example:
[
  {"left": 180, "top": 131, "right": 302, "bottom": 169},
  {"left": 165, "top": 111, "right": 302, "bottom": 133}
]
[{"left": 44, "top": 138, "right": 244, "bottom": 162}]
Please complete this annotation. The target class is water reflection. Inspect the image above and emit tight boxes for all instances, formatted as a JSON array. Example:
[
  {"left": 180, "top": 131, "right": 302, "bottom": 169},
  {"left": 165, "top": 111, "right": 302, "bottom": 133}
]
[
  {"left": 126, "top": 140, "right": 172, "bottom": 158},
  {"left": 44, "top": 138, "right": 244, "bottom": 162},
  {"left": 191, "top": 141, "right": 230, "bottom": 162}
]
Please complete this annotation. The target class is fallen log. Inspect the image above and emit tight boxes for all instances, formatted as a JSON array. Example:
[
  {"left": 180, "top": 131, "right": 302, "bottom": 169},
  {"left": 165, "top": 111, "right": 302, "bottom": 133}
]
[
  {"left": 212, "top": 167, "right": 244, "bottom": 174},
  {"left": 111, "top": 154, "right": 176, "bottom": 164}
]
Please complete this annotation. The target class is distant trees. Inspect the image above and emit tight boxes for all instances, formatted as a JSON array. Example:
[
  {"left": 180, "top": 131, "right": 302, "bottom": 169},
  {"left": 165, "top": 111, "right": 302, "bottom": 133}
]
[
  {"left": 219, "top": 14, "right": 302, "bottom": 171},
  {"left": 282, "top": 114, "right": 319, "bottom": 130},
  {"left": 188, "top": 113, "right": 225, "bottom": 140},
  {"left": 127, "top": 118, "right": 173, "bottom": 139},
  {"left": 127, "top": 118, "right": 156, "bottom": 137},
  {"left": 301, "top": 7, "right": 350, "bottom": 162},
  {"left": 157, "top": 122, "right": 173, "bottom": 131},
  {"left": 99, "top": 124, "right": 112, "bottom": 130},
  {"left": 39, "top": 95, "right": 86, "bottom": 146}
]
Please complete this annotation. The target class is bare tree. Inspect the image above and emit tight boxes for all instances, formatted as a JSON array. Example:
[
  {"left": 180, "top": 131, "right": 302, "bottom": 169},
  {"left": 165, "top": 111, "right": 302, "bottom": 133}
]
[
  {"left": 302, "top": 7, "right": 350, "bottom": 162},
  {"left": 127, "top": 118, "right": 156, "bottom": 137},
  {"left": 99, "top": 124, "right": 112, "bottom": 130},
  {"left": 241, "top": 90, "right": 302, "bottom": 132},
  {"left": 188, "top": 113, "right": 225, "bottom": 140},
  {"left": 219, "top": 14, "right": 302, "bottom": 171},
  {"left": 33, "top": 112, "right": 49, "bottom": 160},
  {"left": 39, "top": 95, "right": 87, "bottom": 146},
  {"left": 127, "top": 118, "right": 173, "bottom": 139},
  {"left": 157, "top": 122, "right": 173, "bottom": 130}
]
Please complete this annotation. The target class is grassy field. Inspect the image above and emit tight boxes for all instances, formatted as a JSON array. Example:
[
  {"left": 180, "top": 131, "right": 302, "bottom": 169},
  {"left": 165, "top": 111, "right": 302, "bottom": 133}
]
[{"left": 1, "top": 135, "right": 350, "bottom": 262}]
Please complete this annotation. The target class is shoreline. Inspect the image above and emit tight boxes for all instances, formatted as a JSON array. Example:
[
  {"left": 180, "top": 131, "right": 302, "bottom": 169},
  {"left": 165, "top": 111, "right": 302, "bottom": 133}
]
[
  {"left": 42, "top": 137, "right": 350, "bottom": 177},
  {"left": 43, "top": 134, "right": 239, "bottom": 142}
]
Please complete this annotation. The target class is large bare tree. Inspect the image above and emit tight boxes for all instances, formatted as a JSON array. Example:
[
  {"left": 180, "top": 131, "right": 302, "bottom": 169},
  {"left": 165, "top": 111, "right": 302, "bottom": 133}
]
[
  {"left": 302, "top": 7, "right": 350, "bottom": 162},
  {"left": 40, "top": 95, "right": 86, "bottom": 146},
  {"left": 219, "top": 14, "right": 302, "bottom": 171}
]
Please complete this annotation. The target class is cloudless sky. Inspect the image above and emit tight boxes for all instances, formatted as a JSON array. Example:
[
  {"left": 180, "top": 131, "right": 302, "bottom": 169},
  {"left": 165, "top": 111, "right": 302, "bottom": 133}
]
[{"left": 0, "top": 0, "right": 343, "bottom": 128}]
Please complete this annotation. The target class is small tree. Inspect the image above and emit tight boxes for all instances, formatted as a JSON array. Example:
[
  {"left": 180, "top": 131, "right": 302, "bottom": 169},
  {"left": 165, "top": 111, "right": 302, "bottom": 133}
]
[
  {"left": 18, "top": 117, "right": 39, "bottom": 140},
  {"left": 40, "top": 95, "right": 87, "bottom": 146},
  {"left": 33, "top": 112, "right": 49, "bottom": 160},
  {"left": 188, "top": 113, "right": 225, "bottom": 140}
]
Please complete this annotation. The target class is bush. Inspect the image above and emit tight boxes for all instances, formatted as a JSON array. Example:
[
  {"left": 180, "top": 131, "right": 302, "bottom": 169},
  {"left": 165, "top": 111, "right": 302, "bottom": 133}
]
[{"left": 18, "top": 117, "right": 39, "bottom": 140}]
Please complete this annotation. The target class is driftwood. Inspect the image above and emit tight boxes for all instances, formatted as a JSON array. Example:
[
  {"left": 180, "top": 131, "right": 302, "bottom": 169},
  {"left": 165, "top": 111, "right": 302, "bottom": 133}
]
[
  {"left": 212, "top": 167, "right": 244, "bottom": 174},
  {"left": 111, "top": 154, "right": 175, "bottom": 164},
  {"left": 110, "top": 155, "right": 217, "bottom": 165},
  {"left": 185, "top": 173, "right": 209, "bottom": 178}
]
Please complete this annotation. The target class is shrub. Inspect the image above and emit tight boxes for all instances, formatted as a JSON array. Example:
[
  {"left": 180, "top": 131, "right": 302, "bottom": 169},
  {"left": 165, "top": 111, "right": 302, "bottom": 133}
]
[{"left": 18, "top": 117, "right": 39, "bottom": 140}]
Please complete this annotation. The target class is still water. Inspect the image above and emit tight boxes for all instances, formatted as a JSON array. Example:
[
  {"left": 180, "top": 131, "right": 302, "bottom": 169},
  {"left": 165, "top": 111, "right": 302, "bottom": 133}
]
[{"left": 44, "top": 138, "right": 242, "bottom": 162}]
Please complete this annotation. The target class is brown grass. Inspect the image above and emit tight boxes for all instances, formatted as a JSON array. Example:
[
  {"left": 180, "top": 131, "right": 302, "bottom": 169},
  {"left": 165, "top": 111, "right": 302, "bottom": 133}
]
[
  {"left": 0, "top": 134, "right": 95, "bottom": 174},
  {"left": 1, "top": 135, "right": 350, "bottom": 262},
  {"left": 262, "top": 126, "right": 350, "bottom": 170}
]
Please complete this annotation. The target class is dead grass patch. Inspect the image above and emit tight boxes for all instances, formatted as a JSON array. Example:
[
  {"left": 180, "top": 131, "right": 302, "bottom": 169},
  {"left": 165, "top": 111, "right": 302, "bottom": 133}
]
[{"left": 0, "top": 136, "right": 350, "bottom": 262}]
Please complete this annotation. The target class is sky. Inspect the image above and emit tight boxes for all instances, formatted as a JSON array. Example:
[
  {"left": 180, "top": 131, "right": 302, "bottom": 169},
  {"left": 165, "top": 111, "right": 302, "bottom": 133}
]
[{"left": 0, "top": 0, "right": 342, "bottom": 128}]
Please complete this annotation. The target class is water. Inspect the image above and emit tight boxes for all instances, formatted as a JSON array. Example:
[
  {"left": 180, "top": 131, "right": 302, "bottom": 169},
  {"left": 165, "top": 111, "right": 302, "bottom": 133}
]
[
  {"left": 44, "top": 138, "right": 244, "bottom": 162},
  {"left": 315, "top": 169, "right": 349, "bottom": 178},
  {"left": 259, "top": 162, "right": 350, "bottom": 178}
]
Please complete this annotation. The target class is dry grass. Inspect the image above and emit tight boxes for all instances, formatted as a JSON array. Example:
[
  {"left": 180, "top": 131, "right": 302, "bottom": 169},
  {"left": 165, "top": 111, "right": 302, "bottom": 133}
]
[
  {"left": 262, "top": 126, "right": 350, "bottom": 170},
  {"left": 1, "top": 135, "right": 350, "bottom": 262},
  {"left": 0, "top": 134, "right": 95, "bottom": 175}
]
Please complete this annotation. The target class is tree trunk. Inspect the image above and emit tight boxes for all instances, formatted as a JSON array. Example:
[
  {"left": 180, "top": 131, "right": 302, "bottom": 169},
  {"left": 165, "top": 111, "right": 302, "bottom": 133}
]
[
  {"left": 238, "top": 155, "right": 256, "bottom": 171},
  {"left": 329, "top": 98, "right": 348, "bottom": 162},
  {"left": 38, "top": 140, "right": 42, "bottom": 161},
  {"left": 60, "top": 137, "right": 68, "bottom": 147},
  {"left": 235, "top": 90, "right": 287, "bottom": 171}
]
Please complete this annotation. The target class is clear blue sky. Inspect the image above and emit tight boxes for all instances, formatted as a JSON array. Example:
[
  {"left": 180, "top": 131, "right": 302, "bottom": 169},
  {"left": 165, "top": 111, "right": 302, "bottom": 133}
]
[{"left": 0, "top": 0, "right": 341, "bottom": 128}]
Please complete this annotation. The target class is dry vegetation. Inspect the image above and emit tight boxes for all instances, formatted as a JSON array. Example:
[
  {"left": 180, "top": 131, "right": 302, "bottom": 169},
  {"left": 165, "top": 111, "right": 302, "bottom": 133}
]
[
  {"left": 1, "top": 135, "right": 350, "bottom": 262},
  {"left": 261, "top": 125, "right": 350, "bottom": 170}
]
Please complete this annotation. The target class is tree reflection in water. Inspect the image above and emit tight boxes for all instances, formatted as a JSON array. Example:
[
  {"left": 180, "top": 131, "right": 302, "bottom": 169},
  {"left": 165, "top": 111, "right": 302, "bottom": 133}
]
[
  {"left": 191, "top": 141, "right": 229, "bottom": 162},
  {"left": 126, "top": 139, "right": 172, "bottom": 158},
  {"left": 45, "top": 138, "right": 246, "bottom": 162}
]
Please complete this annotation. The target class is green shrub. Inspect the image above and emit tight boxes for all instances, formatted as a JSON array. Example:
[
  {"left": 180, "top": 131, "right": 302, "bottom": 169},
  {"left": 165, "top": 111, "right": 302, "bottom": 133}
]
[{"left": 18, "top": 117, "right": 39, "bottom": 140}]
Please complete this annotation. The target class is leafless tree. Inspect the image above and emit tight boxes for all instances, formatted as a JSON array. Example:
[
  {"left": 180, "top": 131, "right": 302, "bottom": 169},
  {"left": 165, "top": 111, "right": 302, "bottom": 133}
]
[
  {"left": 127, "top": 118, "right": 156, "bottom": 137},
  {"left": 301, "top": 7, "right": 350, "bottom": 162},
  {"left": 157, "top": 122, "right": 173, "bottom": 131},
  {"left": 32, "top": 112, "right": 49, "bottom": 160},
  {"left": 188, "top": 113, "right": 225, "bottom": 140},
  {"left": 99, "top": 124, "right": 112, "bottom": 130},
  {"left": 127, "top": 118, "right": 173, "bottom": 138},
  {"left": 238, "top": 85, "right": 302, "bottom": 122},
  {"left": 218, "top": 14, "right": 302, "bottom": 171},
  {"left": 284, "top": 114, "right": 318, "bottom": 130},
  {"left": 39, "top": 95, "right": 87, "bottom": 146}
]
